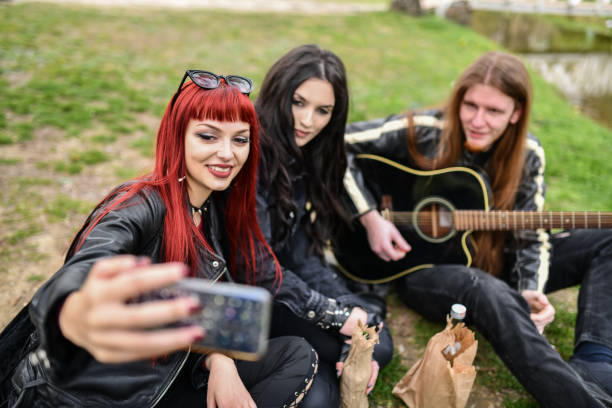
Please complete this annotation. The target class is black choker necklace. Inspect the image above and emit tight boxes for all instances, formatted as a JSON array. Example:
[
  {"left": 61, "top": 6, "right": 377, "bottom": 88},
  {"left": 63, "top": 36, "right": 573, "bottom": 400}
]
[{"left": 189, "top": 201, "right": 209, "bottom": 215}]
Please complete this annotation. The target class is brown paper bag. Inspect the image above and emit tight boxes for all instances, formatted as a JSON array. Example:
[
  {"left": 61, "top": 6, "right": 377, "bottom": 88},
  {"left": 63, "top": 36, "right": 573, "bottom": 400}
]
[
  {"left": 340, "top": 321, "right": 380, "bottom": 408},
  {"left": 392, "top": 317, "right": 478, "bottom": 408}
]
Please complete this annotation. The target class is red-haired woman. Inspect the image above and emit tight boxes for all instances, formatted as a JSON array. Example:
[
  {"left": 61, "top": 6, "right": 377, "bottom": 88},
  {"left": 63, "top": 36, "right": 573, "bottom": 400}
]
[
  {"left": 343, "top": 52, "right": 612, "bottom": 407},
  {"left": 2, "top": 71, "right": 316, "bottom": 407}
]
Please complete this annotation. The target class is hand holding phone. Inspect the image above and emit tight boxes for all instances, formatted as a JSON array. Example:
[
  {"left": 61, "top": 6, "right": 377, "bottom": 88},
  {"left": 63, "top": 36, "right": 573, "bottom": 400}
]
[
  {"left": 60, "top": 257, "right": 204, "bottom": 363},
  {"left": 152, "top": 279, "right": 272, "bottom": 361}
]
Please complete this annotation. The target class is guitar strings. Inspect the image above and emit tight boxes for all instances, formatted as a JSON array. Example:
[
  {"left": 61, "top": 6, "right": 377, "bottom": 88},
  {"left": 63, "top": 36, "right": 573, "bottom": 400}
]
[{"left": 387, "top": 211, "right": 612, "bottom": 230}]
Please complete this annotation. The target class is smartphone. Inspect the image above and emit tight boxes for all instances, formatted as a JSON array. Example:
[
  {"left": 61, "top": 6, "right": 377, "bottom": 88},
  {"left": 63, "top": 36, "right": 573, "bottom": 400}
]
[{"left": 149, "top": 279, "right": 272, "bottom": 361}]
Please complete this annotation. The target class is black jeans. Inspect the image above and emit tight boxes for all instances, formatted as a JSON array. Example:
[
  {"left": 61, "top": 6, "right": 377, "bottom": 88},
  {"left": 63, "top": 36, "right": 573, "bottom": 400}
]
[
  {"left": 395, "top": 229, "right": 612, "bottom": 408},
  {"left": 270, "top": 304, "right": 394, "bottom": 408},
  {"left": 546, "top": 230, "right": 612, "bottom": 350},
  {"left": 158, "top": 336, "right": 317, "bottom": 408}
]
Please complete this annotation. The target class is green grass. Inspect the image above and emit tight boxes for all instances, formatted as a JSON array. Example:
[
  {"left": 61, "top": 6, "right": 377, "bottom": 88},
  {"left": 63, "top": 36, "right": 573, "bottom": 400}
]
[
  {"left": 90, "top": 133, "right": 117, "bottom": 144},
  {"left": 114, "top": 165, "right": 147, "bottom": 180},
  {"left": 53, "top": 161, "right": 83, "bottom": 174},
  {"left": 51, "top": 149, "right": 109, "bottom": 174},
  {"left": 369, "top": 353, "right": 409, "bottom": 406},
  {"left": 547, "top": 289, "right": 580, "bottom": 360},
  {"left": 27, "top": 273, "right": 46, "bottom": 282},
  {"left": 0, "top": 131, "right": 13, "bottom": 144},
  {"left": 1, "top": 2, "right": 610, "bottom": 405},
  {"left": 0, "top": 157, "right": 21, "bottom": 165},
  {"left": 44, "top": 194, "right": 93, "bottom": 221},
  {"left": 130, "top": 135, "right": 155, "bottom": 157},
  {"left": 7, "top": 225, "right": 41, "bottom": 245}
]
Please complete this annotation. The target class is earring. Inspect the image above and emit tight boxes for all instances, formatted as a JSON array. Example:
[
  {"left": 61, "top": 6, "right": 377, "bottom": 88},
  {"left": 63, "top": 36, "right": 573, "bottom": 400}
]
[{"left": 178, "top": 176, "right": 186, "bottom": 183}]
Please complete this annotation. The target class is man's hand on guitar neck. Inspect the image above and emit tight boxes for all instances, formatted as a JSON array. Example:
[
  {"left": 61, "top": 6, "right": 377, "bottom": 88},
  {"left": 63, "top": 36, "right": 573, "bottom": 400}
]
[
  {"left": 521, "top": 290, "right": 556, "bottom": 334},
  {"left": 359, "top": 210, "right": 411, "bottom": 262}
]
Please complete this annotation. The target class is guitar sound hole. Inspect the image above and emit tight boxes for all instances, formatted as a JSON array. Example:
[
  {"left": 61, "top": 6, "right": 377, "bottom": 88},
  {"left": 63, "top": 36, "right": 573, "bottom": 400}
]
[{"left": 417, "top": 203, "right": 453, "bottom": 240}]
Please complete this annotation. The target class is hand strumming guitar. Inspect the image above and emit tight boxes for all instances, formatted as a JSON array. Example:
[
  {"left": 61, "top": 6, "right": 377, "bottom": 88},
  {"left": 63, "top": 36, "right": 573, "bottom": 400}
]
[{"left": 359, "top": 210, "right": 411, "bottom": 262}]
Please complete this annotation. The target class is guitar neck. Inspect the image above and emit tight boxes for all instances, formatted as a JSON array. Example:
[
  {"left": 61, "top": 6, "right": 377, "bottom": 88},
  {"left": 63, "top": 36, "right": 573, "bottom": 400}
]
[
  {"left": 389, "top": 210, "right": 612, "bottom": 231},
  {"left": 453, "top": 210, "right": 612, "bottom": 230}
]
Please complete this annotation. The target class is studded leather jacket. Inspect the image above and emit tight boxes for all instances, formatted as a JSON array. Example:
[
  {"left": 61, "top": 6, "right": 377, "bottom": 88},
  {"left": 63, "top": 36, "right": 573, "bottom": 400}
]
[
  {"left": 254, "top": 157, "right": 377, "bottom": 331},
  {"left": 343, "top": 110, "right": 551, "bottom": 292},
  {"left": 7, "top": 188, "right": 246, "bottom": 407}
]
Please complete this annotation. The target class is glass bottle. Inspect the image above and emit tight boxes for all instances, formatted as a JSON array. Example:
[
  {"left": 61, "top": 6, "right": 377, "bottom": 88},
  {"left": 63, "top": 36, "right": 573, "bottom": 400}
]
[
  {"left": 450, "top": 303, "right": 466, "bottom": 325},
  {"left": 442, "top": 303, "right": 467, "bottom": 359}
]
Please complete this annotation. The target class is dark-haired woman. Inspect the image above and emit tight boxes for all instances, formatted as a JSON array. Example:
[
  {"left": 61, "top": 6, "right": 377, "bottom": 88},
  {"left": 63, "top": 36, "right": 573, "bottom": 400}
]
[
  {"left": 254, "top": 44, "right": 394, "bottom": 406},
  {"left": 1, "top": 71, "right": 316, "bottom": 407}
]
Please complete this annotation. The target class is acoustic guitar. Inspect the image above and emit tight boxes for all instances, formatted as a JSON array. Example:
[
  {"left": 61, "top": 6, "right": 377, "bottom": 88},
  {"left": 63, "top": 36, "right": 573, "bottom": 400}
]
[{"left": 330, "top": 154, "right": 612, "bottom": 283}]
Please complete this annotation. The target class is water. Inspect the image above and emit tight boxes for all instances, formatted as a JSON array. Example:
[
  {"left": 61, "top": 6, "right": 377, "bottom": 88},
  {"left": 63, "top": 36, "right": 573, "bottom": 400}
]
[
  {"left": 522, "top": 53, "right": 612, "bottom": 129},
  {"left": 469, "top": 10, "right": 612, "bottom": 130}
]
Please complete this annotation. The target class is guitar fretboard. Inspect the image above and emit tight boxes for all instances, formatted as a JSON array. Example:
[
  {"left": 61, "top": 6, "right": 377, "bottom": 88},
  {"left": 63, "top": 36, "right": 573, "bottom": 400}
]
[
  {"left": 390, "top": 211, "right": 612, "bottom": 231},
  {"left": 454, "top": 211, "right": 612, "bottom": 230}
]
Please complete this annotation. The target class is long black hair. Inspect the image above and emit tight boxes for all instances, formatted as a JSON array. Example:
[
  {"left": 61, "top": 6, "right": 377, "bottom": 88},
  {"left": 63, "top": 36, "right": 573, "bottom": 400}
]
[{"left": 255, "top": 44, "right": 350, "bottom": 255}]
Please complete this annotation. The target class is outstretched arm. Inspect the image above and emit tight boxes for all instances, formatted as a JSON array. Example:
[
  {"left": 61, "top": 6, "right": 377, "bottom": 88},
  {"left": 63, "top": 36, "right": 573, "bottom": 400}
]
[{"left": 59, "top": 255, "right": 204, "bottom": 363}]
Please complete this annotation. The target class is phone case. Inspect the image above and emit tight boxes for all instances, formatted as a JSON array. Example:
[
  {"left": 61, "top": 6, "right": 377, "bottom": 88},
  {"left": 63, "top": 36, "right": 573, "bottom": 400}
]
[{"left": 162, "top": 279, "right": 272, "bottom": 361}]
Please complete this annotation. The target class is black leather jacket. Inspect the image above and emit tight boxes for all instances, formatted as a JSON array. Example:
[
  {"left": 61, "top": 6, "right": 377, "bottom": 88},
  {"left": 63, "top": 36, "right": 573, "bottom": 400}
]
[
  {"left": 254, "top": 158, "right": 375, "bottom": 328},
  {"left": 8, "top": 188, "right": 242, "bottom": 407},
  {"left": 343, "top": 110, "right": 551, "bottom": 292}
]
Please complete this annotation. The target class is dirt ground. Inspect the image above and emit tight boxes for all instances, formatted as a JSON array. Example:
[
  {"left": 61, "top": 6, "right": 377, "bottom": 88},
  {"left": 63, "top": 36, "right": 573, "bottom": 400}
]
[{"left": 0, "top": 115, "right": 158, "bottom": 330}]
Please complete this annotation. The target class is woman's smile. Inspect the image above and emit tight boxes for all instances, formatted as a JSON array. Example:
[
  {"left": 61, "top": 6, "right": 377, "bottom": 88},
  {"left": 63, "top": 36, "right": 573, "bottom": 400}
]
[
  {"left": 207, "top": 164, "right": 232, "bottom": 178},
  {"left": 184, "top": 119, "right": 251, "bottom": 206}
]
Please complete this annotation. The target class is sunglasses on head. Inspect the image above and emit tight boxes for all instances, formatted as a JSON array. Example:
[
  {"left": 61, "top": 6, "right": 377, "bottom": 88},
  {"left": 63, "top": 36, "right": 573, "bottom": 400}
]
[{"left": 170, "top": 70, "right": 253, "bottom": 108}]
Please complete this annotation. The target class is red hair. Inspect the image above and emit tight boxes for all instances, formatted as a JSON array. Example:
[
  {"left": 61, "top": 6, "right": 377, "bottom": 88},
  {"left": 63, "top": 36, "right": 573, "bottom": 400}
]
[{"left": 70, "top": 81, "right": 281, "bottom": 287}]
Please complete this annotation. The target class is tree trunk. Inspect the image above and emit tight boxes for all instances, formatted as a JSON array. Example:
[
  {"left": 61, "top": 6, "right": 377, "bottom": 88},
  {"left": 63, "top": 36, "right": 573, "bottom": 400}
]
[{"left": 391, "top": 0, "right": 423, "bottom": 15}]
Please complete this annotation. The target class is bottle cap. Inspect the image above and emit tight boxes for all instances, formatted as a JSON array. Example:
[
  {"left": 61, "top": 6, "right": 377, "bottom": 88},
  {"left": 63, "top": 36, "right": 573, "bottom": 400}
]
[{"left": 450, "top": 303, "right": 466, "bottom": 320}]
